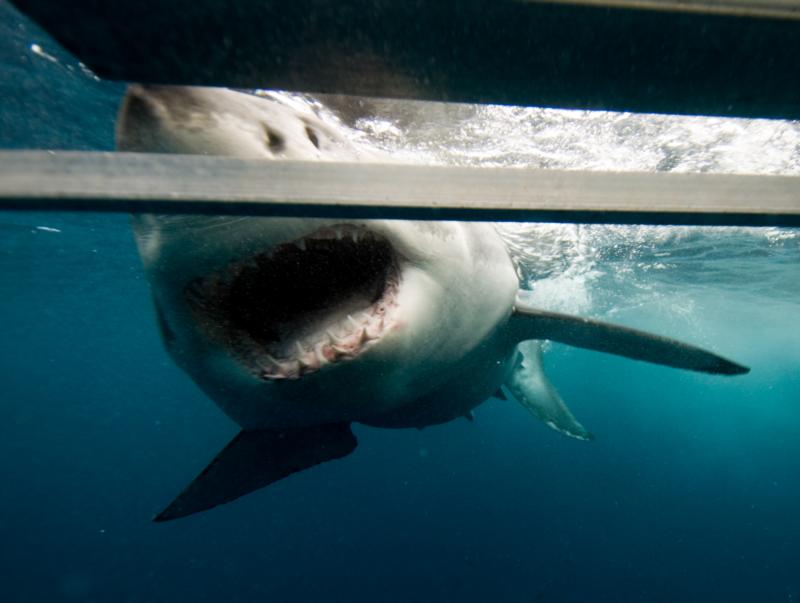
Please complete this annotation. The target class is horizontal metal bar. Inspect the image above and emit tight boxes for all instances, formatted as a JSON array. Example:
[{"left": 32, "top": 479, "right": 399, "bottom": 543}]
[
  {"left": 536, "top": 0, "right": 800, "bottom": 19},
  {"left": 0, "top": 151, "right": 798, "bottom": 226},
  {"left": 10, "top": 0, "right": 800, "bottom": 119}
]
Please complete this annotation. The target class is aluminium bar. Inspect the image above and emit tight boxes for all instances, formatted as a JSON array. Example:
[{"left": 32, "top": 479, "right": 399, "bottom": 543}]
[
  {"left": 533, "top": 0, "right": 800, "bottom": 19},
  {"left": 0, "top": 151, "right": 798, "bottom": 226},
  {"left": 10, "top": 0, "right": 800, "bottom": 119}
]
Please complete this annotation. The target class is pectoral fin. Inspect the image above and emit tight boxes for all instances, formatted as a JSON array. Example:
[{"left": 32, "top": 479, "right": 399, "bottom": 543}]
[
  {"left": 505, "top": 340, "right": 593, "bottom": 441},
  {"left": 512, "top": 293, "right": 748, "bottom": 375},
  {"left": 155, "top": 422, "right": 357, "bottom": 522}
]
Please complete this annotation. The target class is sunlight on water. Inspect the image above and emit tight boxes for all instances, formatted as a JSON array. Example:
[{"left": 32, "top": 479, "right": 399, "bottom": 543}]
[{"left": 268, "top": 92, "right": 800, "bottom": 323}]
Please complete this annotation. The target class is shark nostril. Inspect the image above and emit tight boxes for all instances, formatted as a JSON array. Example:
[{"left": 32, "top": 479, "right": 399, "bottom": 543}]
[
  {"left": 262, "top": 123, "right": 285, "bottom": 153},
  {"left": 305, "top": 126, "right": 320, "bottom": 149}
]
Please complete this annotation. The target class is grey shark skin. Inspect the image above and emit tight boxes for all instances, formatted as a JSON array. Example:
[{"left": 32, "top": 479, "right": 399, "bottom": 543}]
[{"left": 117, "top": 85, "right": 749, "bottom": 521}]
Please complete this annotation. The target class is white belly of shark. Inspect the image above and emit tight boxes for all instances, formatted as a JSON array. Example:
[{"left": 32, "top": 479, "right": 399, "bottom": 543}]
[{"left": 118, "top": 85, "right": 749, "bottom": 522}]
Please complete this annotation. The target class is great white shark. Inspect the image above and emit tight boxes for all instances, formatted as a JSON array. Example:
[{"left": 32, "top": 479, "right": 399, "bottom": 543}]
[{"left": 117, "top": 85, "right": 749, "bottom": 521}]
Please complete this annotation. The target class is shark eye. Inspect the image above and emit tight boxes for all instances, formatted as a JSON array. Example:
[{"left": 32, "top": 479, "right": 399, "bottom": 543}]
[
  {"left": 305, "top": 126, "right": 320, "bottom": 149},
  {"left": 261, "top": 123, "right": 285, "bottom": 153}
]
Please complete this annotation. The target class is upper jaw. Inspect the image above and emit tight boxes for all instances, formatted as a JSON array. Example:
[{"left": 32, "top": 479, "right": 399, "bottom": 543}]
[{"left": 183, "top": 222, "right": 403, "bottom": 380}]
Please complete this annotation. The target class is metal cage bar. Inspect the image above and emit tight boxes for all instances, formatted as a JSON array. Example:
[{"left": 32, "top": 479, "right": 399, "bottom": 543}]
[{"left": 1, "top": 152, "right": 798, "bottom": 226}]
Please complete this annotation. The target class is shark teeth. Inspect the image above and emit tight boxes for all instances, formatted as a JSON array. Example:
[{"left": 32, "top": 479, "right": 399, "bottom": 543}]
[
  {"left": 186, "top": 222, "right": 402, "bottom": 382},
  {"left": 264, "top": 354, "right": 282, "bottom": 370},
  {"left": 258, "top": 298, "right": 397, "bottom": 381},
  {"left": 271, "top": 223, "right": 371, "bottom": 254},
  {"left": 366, "top": 318, "right": 384, "bottom": 339}
]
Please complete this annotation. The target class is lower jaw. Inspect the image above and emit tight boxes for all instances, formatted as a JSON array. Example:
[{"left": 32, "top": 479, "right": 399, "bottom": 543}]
[{"left": 216, "top": 292, "right": 399, "bottom": 381}]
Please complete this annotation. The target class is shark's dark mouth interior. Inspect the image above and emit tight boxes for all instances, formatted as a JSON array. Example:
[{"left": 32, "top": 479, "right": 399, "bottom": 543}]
[{"left": 185, "top": 224, "right": 400, "bottom": 380}]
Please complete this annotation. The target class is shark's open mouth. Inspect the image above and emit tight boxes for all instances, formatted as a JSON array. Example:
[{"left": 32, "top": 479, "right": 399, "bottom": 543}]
[{"left": 185, "top": 224, "right": 401, "bottom": 380}]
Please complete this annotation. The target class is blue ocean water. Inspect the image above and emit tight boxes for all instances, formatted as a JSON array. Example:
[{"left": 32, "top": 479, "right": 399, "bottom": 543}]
[{"left": 1, "top": 2, "right": 799, "bottom": 602}]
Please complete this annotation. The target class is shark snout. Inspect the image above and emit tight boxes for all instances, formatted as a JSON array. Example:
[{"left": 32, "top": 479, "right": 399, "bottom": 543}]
[{"left": 116, "top": 84, "right": 183, "bottom": 152}]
